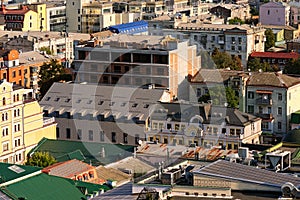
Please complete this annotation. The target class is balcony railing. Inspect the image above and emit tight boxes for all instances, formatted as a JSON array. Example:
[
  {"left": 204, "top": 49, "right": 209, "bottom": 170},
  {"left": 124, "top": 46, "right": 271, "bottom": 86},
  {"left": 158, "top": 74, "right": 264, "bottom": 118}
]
[
  {"left": 256, "top": 113, "right": 273, "bottom": 119},
  {"left": 256, "top": 98, "right": 272, "bottom": 105}
]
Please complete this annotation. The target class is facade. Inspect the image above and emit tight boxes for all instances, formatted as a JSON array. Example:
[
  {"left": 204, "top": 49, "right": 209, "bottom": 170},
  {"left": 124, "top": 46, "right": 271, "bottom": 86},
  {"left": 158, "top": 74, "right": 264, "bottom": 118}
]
[
  {"left": 246, "top": 72, "right": 300, "bottom": 134},
  {"left": 0, "top": 5, "right": 40, "bottom": 31},
  {"left": 186, "top": 69, "right": 248, "bottom": 112},
  {"left": 0, "top": 79, "right": 56, "bottom": 164},
  {"left": 209, "top": 4, "right": 251, "bottom": 23},
  {"left": 46, "top": 2, "right": 66, "bottom": 32},
  {"left": 289, "top": 1, "right": 300, "bottom": 28},
  {"left": 39, "top": 82, "right": 169, "bottom": 146},
  {"left": 26, "top": 2, "right": 47, "bottom": 32},
  {"left": 73, "top": 34, "right": 201, "bottom": 98},
  {"left": 149, "top": 22, "right": 265, "bottom": 67},
  {"left": 259, "top": 2, "right": 290, "bottom": 26},
  {"left": 145, "top": 103, "right": 262, "bottom": 149},
  {"left": 249, "top": 51, "right": 300, "bottom": 70},
  {"left": 287, "top": 38, "right": 300, "bottom": 53}
]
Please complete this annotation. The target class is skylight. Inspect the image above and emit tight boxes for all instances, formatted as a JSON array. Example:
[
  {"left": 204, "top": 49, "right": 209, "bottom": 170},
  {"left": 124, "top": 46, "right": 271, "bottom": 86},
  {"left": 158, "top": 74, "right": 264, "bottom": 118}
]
[{"left": 8, "top": 165, "right": 25, "bottom": 174}]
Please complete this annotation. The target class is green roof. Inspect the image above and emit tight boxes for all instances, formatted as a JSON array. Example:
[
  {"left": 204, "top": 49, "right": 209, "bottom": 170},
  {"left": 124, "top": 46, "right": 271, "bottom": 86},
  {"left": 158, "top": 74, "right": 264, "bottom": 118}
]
[
  {"left": 1, "top": 173, "right": 86, "bottom": 200},
  {"left": 0, "top": 163, "right": 41, "bottom": 184},
  {"left": 291, "top": 112, "right": 300, "bottom": 124},
  {"left": 28, "top": 138, "right": 135, "bottom": 166},
  {"left": 65, "top": 179, "right": 111, "bottom": 194}
]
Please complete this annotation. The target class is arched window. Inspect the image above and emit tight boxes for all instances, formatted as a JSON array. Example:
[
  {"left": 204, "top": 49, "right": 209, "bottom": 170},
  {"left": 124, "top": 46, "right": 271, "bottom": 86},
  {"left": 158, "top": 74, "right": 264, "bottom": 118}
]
[
  {"left": 13, "top": 95, "right": 15, "bottom": 102},
  {"left": 17, "top": 109, "right": 20, "bottom": 116},
  {"left": 14, "top": 110, "right": 16, "bottom": 117},
  {"left": 3, "top": 97, "right": 6, "bottom": 105},
  {"left": 16, "top": 94, "right": 19, "bottom": 101}
]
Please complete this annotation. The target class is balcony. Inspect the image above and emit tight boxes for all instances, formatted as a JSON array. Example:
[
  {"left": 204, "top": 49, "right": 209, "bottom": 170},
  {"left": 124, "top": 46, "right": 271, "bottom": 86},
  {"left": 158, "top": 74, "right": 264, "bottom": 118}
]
[
  {"left": 256, "top": 113, "right": 273, "bottom": 119},
  {"left": 256, "top": 98, "right": 272, "bottom": 105},
  {"left": 43, "top": 117, "right": 55, "bottom": 126}
]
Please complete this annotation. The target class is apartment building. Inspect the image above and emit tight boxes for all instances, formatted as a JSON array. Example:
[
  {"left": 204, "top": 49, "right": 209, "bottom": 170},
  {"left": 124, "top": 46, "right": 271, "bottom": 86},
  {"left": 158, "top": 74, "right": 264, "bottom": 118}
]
[
  {"left": 209, "top": 4, "right": 251, "bottom": 23},
  {"left": 26, "top": 2, "right": 47, "bottom": 32},
  {"left": 290, "top": 1, "right": 300, "bottom": 28},
  {"left": 145, "top": 102, "right": 262, "bottom": 149},
  {"left": 260, "top": 2, "right": 290, "bottom": 26},
  {"left": 246, "top": 72, "right": 300, "bottom": 134},
  {"left": 46, "top": 2, "right": 66, "bottom": 32},
  {"left": 73, "top": 34, "right": 201, "bottom": 98},
  {"left": 186, "top": 69, "right": 248, "bottom": 112},
  {"left": 0, "top": 79, "right": 56, "bottom": 164},
  {"left": 39, "top": 82, "right": 169, "bottom": 146},
  {"left": 149, "top": 21, "right": 265, "bottom": 67}
]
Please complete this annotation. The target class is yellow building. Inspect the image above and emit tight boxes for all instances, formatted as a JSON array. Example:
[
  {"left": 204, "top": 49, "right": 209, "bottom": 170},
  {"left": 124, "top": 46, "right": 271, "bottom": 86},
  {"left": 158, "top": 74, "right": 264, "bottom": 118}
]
[
  {"left": 0, "top": 80, "right": 56, "bottom": 164},
  {"left": 27, "top": 3, "right": 47, "bottom": 32}
]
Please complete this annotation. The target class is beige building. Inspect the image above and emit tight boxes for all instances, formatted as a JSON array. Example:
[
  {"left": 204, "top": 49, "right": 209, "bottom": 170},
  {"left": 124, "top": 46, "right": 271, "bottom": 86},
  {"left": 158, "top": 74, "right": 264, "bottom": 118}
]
[
  {"left": 145, "top": 103, "right": 262, "bottom": 149},
  {"left": 246, "top": 72, "right": 300, "bottom": 134},
  {"left": 0, "top": 79, "right": 56, "bottom": 164}
]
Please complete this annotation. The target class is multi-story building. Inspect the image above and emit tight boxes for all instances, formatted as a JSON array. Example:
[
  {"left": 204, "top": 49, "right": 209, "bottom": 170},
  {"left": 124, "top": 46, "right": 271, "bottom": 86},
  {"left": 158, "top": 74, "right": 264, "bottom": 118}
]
[
  {"left": 0, "top": 79, "right": 56, "bottom": 164},
  {"left": 248, "top": 51, "right": 300, "bottom": 70},
  {"left": 246, "top": 72, "right": 300, "bottom": 134},
  {"left": 45, "top": 2, "right": 66, "bottom": 32},
  {"left": 209, "top": 4, "right": 251, "bottom": 23},
  {"left": 185, "top": 69, "right": 248, "bottom": 112},
  {"left": 145, "top": 102, "right": 262, "bottom": 149},
  {"left": 287, "top": 38, "right": 300, "bottom": 53},
  {"left": 39, "top": 82, "right": 169, "bottom": 146},
  {"left": 0, "top": 5, "right": 40, "bottom": 31},
  {"left": 26, "top": 2, "right": 47, "bottom": 32},
  {"left": 73, "top": 34, "right": 201, "bottom": 98},
  {"left": 290, "top": 1, "right": 300, "bottom": 28},
  {"left": 259, "top": 2, "right": 290, "bottom": 26},
  {"left": 149, "top": 23, "right": 265, "bottom": 67}
]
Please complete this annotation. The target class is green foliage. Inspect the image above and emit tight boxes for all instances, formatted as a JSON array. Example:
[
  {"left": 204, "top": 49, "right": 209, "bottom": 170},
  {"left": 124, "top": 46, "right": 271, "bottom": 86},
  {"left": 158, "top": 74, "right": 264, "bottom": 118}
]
[
  {"left": 39, "top": 47, "right": 52, "bottom": 55},
  {"left": 247, "top": 57, "right": 279, "bottom": 72},
  {"left": 265, "top": 29, "right": 275, "bottom": 51},
  {"left": 198, "top": 86, "right": 239, "bottom": 108},
  {"left": 25, "top": 152, "right": 57, "bottom": 167},
  {"left": 228, "top": 17, "right": 245, "bottom": 25},
  {"left": 212, "top": 48, "right": 242, "bottom": 70},
  {"left": 250, "top": 7, "right": 259, "bottom": 16},
  {"left": 284, "top": 58, "right": 300, "bottom": 75},
  {"left": 38, "top": 59, "right": 72, "bottom": 99}
]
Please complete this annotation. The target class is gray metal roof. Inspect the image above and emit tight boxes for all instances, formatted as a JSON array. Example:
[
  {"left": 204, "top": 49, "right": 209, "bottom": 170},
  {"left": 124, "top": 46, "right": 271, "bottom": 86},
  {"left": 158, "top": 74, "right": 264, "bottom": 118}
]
[
  {"left": 40, "top": 82, "right": 166, "bottom": 121},
  {"left": 194, "top": 160, "right": 300, "bottom": 188}
]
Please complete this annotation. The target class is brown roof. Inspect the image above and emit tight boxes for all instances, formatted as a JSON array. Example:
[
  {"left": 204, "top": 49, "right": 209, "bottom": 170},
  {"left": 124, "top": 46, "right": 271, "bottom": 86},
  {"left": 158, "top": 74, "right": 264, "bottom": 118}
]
[
  {"left": 190, "top": 69, "right": 247, "bottom": 83},
  {"left": 42, "top": 159, "right": 94, "bottom": 179},
  {"left": 247, "top": 72, "right": 300, "bottom": 88},
  {"left": 95, "top": 166, "right": 130, "bottom": 183}
]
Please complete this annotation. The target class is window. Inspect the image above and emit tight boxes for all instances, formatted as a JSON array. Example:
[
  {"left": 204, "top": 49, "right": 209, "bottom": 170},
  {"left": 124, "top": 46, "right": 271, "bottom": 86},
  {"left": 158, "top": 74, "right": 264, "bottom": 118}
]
[
  {"left": 278, "top": 107, "right": 282, "bottom": 116},
  {"left": 56, "top": 127, "right": 60, "bottom": 138},
  {"left": 112, "top": 132, "right": 116, "bottom": 143},
  {"left": 66, "top": 128, "right": 71, "bottom": 139},
  {"left": 2, "top": 142, "right": 8, "bottom": 152},
  {"left": 248, "top": 91, "right": 254, "bottom": 99},
  {"left": 14, "top": 138, "right": 21, "bottom": 147},
  {"left": 89, "top": 130, "right": 93, "bottom": 141},
  {"left": 2, "top": 97, "right": 5, "bottom": 106},
  {"left": 18, "top": 70, "right": 21, "bottom": 76},
  {"left": 100, "top": 131, "right": 105, "bottom": 141},
  {"left": 289, "top": 92, "right": 291, "bottom": 100},
  {"left": 268, "top": 10, "right": 270, "bottom": 15},
  {"left": 77, "top": 129, "right": 82, "bottom": 140},
  {"left": 2, "top": 127, "right": 8, "bottom": 137},
  {"left": 248, "top": 105, "right": 254, "bottom": 114},
  {"left": 278, "top": 122, "right": 282, "bottom": 130},
  {"left": 230, "top": 129, "right": 235, "bottom": 136},
  {"left": 197, "top": 88, "right": 201, "bottom": 97},
  {"left": 278, "top": 93, "right": 282, "bottom": 101},
  {"left": 123, "top": 133, "right": 128, "bottom": 144},
  {"left": 262, "top": 122, "right": 269, "bottom": 130}
]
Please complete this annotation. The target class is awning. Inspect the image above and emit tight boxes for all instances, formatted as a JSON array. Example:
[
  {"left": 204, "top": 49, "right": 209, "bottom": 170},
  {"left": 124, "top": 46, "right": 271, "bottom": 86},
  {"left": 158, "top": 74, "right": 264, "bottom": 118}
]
[{"left": 256, "top": 90, "right": 273, "bottom": 94}]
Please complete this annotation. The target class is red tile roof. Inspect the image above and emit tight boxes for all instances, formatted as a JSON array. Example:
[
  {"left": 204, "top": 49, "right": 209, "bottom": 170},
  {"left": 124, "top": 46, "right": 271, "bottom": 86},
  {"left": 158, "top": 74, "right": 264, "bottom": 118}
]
[
  {"left": 0, "top": 5, "right": 31, "bottom": 15},
  {"left": 250, "top": 51, "right": 300, "bottom": 59}
]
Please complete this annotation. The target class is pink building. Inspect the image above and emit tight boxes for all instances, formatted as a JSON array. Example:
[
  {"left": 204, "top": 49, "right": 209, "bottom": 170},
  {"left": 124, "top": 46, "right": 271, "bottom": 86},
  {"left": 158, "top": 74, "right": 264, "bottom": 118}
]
[{"left": 260, "top": 2, "right": 290, "bottom": 26}]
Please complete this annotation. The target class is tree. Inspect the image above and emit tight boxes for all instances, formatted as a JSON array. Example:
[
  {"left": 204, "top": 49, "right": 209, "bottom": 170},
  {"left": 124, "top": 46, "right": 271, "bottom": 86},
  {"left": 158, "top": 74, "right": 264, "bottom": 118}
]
[
  {"left": 228, "top": 17, "right": 245, "bottom": 25},
  {"left": 265, "top": 29, "right": 275, "bottom": 51},
  {"left": 25, "top": 152, "right": 57, "bottom": 167},
  {"left": 212, "top": 48, "right": 242, "bottom": 70},
  {"left": 284, "top": 58, "right": 300, "bottom": 75},
  {"left": 198, "top": 86, "right": 239, "bottom": 108},
  {"left": 250, "top": 7, "right": 259, "bottom": 16},
  {"left": 38, "top": 59, "right": 72, "bottom": 99},
  {"left": 247, "top": 57, "right": 279, "bottom": 72}
]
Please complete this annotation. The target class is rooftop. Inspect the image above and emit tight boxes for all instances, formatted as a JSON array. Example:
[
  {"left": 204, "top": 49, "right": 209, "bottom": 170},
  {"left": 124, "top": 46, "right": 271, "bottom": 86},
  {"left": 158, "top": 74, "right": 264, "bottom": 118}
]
[
  {"left": 247, "top": 72, "right": 300, "bottom": 88},
  {"left": 194, "top": 159, "right": 300, "bottom": 188},
  {"left": 190, "top": 69, "right": 247, "bottom": 83},
  {"left": 250, "top": 51, "right": 300, "bottom": 59},
  {"left": 28, "top": 138, "right": 135, "bottom": 166}
]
